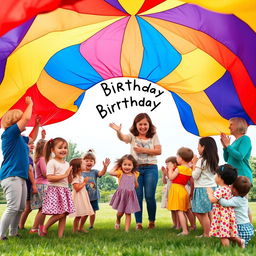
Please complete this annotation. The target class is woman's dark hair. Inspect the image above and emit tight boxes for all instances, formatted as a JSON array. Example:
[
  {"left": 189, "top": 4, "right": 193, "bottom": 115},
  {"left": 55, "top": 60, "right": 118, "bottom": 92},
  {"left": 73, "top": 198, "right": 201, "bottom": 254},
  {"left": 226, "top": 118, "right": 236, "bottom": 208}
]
[
  {"left": 199, "top": 137, "right": 219, "bottom": 174},
  {"left": 129, "top": 113, "right": 156, "bottom": 138},
  {"left": 116, "top": 154, "right": 138, "bottom": 173},
  {"left": 70, "top": 158, "right": 82, "bottom": 178},
  {"left": 44, "top": 137, "right": 68, "bottom": 163},
  {"left": 216, "top": 164, "right": 237, "bottom": 185}
]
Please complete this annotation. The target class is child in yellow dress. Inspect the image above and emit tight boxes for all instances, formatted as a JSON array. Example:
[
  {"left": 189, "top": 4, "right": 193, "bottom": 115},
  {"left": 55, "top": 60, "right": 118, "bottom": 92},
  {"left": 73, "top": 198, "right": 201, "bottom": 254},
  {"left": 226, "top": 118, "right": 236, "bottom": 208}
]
[{"left": 167, "top": 147, "right": 194, "bottom": 236}]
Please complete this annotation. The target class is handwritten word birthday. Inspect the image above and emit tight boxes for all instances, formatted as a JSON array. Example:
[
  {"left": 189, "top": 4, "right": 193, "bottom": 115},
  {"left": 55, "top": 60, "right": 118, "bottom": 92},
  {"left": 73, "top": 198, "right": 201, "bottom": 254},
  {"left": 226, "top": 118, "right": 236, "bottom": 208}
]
[{"left": 96, "top": 79, "right": 165, "bottom": 118}]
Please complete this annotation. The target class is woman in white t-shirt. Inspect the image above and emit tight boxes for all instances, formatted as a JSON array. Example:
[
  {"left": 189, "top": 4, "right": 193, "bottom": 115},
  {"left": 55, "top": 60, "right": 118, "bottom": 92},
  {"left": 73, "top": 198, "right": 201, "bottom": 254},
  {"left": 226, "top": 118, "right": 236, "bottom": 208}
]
[{"left": 110, "top": 113, "right": 161, "bottom": 230}]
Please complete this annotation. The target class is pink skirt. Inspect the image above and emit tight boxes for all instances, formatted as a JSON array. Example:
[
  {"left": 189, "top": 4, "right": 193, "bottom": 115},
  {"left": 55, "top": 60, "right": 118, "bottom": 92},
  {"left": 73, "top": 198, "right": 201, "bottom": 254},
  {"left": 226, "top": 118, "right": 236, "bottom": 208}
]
[
  {"left": 110, "top": 188, "right": 140, "bottom": 214},
  {"left": 42, "top": 186, "right": 75, "bottom": 215}
]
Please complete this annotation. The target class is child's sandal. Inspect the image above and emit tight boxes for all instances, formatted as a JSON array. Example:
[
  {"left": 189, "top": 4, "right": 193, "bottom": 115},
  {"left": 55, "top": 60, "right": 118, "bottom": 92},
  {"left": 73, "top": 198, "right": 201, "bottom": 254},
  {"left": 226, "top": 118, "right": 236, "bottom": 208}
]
[{"left": 38, "top": 225, "right": 47, "bottom": 237}]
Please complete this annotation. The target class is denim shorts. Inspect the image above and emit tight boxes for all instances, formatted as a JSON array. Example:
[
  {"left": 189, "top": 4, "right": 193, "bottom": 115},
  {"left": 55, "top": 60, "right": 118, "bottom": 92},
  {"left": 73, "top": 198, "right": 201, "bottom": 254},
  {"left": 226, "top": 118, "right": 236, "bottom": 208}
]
[{"left": 90, "top": 200, "right": 99, "bottom": 211}]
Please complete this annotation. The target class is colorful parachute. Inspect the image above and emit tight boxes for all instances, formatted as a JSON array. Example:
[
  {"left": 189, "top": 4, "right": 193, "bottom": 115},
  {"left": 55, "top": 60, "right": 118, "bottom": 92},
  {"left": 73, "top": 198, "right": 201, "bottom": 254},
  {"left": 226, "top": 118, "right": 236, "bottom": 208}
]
[{"left": 0, "top": 0, "right": 256, "bottom": 136}]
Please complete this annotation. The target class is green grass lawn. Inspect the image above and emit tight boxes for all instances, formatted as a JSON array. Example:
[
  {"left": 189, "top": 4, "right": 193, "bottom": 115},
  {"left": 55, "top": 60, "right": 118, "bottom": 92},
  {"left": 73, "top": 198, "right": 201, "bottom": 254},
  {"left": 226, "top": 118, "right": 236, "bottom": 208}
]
[{"left": 0, "top": 203, "right": 255, "bottom": 256}]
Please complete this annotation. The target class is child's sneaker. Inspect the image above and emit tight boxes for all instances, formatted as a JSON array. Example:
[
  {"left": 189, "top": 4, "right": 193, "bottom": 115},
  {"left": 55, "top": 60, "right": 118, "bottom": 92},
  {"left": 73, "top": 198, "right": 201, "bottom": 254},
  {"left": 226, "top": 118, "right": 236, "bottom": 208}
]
[{"left": 88, "top": 226, "right": 94, "bottom": 230}]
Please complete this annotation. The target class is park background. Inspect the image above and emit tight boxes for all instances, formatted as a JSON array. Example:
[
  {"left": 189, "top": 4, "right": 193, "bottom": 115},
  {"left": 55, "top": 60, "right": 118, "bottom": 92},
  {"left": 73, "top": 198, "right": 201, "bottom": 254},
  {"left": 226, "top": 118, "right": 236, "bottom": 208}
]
[
  {"left": 1, "top": 78, "right": 256, "bottom": 202},
  {"left": 0, "top": 79, "right": 256, "bottom": 255}
]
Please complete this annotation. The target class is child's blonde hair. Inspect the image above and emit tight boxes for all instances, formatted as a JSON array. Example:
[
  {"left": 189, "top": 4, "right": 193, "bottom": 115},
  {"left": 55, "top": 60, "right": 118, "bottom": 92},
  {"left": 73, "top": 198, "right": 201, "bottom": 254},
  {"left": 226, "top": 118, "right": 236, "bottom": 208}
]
[{"left": 1, "top": 109, "right": 23, "bottom": 129}]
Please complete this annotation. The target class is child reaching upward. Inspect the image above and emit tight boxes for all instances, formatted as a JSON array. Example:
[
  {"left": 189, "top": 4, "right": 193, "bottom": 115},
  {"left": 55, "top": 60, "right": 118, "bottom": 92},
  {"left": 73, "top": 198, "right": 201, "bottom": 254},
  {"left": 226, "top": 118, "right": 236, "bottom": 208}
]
[
  {"left": 192, "top": 137, "right": 218, "bottom": 237},
  {"left": 0, "top": 97, "right": 39, "bottom": 240},
  {"left": 167, "top": 147, "right": 194, "bottom": 236},
  {"left": 79, "top": 150, "right": 110, "bottom": 230},
  {"left": 207, "top": 164, "right": 243, "bottom": 247},
  {"left": 110, "top": 154, "right": 140, "bottom": 232},
  {"left": 212, "top": 176, "right": 254, "bottom": 247},
  {"left": 39, "top": 138, "right": 75, "bottom": 238},
  {"left": 69, "top": 158, "right": 94, "bottom": 233}
]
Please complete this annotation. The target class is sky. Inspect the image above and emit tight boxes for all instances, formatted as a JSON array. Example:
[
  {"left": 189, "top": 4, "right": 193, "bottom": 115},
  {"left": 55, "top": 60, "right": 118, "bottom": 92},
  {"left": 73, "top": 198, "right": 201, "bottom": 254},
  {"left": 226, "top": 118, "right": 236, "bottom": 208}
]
[{"left": 1, "top": 77, "right": 256, "bottom": 170}]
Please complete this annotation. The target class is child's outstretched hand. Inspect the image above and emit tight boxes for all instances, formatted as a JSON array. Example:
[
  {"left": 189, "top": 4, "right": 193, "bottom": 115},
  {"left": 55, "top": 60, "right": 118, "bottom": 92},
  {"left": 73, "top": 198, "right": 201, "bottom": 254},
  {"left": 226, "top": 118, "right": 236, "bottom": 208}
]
[
  {"left": 207, "top": 187, "right": 218, "bottom": 203},
  {"left": 161, "top": 166, "right": 167, "bottom": 176},
  {"left": 191, "top": 155, "right": 198, "bottom": 169},
  {"left": 206, "top": 187, "right": 214, "bottom": 195},
  {"left": 207, "top": 187, "right": 213, "bottom": 194},
  {"left": 41, "top": 129, "right": 46, "bottom": 139},
  {"left": 84, "top": 177, "right": 89, "bottom": 184},
  {"left": 25, "top": 96, "right": 33, "bottom": 105},
  {"left": 103, "top": 158, "right": 111, "bottom": 168}
]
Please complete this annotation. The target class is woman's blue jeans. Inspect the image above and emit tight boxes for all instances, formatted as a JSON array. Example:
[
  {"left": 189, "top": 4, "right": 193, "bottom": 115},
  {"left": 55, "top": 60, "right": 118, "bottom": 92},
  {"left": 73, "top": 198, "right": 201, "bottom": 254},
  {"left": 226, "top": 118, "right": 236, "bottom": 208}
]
[{"left": 135, "top": 164, "right": 158, "bottom": 223}]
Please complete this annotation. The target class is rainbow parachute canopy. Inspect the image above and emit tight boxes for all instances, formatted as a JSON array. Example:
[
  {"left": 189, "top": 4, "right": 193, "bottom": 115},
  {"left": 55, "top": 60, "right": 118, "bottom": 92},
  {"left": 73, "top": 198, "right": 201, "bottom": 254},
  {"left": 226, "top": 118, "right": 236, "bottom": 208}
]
[{"left": 0, "top": 0, "right": 256, "bottom": 136}]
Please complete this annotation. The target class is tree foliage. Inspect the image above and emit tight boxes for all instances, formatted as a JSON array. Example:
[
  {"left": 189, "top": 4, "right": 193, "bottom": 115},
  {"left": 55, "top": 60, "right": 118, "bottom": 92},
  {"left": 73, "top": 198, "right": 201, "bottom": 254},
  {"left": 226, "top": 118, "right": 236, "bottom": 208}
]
[
  {"left": 66, "top": 141, "right": 83, "bottom": 162},
  {"left": 98, "top": 174, "right": 118, "bottom": 191},
  {"left": 249, "top": 157, "right": 256, "bottom": 200}
]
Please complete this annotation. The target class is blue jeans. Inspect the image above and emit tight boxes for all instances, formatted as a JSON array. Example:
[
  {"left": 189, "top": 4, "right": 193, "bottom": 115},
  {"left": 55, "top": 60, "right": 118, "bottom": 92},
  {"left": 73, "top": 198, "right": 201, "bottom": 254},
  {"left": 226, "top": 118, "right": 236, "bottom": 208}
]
[{"left": 135, "top": 165, "right": 158, "bottom": 223}]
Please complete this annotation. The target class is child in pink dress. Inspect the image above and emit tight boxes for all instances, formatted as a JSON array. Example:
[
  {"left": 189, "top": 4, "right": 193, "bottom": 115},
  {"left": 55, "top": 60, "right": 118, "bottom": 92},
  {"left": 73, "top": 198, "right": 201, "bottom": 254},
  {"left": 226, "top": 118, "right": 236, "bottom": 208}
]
[
  {"left": 69, "top": 158, "right": 94, "bottom": 233},
  {"left": 207, "top": 164, "right": 244, "bottom": 247},
  {"left": 110, "top": 154, "right": 140, "bottom": 232},
  {"left": 39, "top": 137, "right": 75, "bottom": 238}
]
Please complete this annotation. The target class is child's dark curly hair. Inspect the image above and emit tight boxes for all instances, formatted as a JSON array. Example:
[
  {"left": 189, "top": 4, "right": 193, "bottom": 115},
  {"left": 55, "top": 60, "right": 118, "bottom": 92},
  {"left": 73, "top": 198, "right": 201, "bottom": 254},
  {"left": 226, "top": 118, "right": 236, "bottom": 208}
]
[{"left": 215, "top": 164, "right": 238, "bottom": 185}]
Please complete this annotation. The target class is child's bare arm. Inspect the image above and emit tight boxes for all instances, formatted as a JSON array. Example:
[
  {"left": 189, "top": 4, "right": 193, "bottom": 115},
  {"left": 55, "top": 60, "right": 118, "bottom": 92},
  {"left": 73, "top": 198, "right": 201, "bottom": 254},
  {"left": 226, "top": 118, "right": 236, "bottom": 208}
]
[
  {"left": 135, "top": 179, "right": 139, "bottom": 188},
  {"left": 73, "top": 177, "right": 89, "bottom": 192},
  {"left": 168, "top": 167, "right": 179, "bottom": 181},
  {"left": 109, "top": 164, "right": 120, "bottom": 177},
  {"left": 28, "top": 165, "right": 38, "bottom": 194},
  {"left": 109, "top": 123, "right": 131, "bottom": 143},
  {"left": 47, "top": 166, "right": 72, "bottom": 182},
  {"left": 189, "top": 177, "right": 194, "bottom": 199},
  {"left": 17, "top": 97, "right": 33, "bottom": 132},
  {"left": 29, "top": 116, "right": 40, "bottom": 143},
  {"left": 98, "top": 158, "right": 111, "bottom": 177}
]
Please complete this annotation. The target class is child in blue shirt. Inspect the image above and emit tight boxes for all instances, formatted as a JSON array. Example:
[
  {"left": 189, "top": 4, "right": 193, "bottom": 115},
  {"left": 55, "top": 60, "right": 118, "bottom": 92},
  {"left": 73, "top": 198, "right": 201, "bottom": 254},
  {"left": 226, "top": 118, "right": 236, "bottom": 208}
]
[
  {"left": 0, "top": 97, "right": 39, "bottom": 240},
  {"left": 79, "top": 150, "right": 110, "bottom": 231},
  {"left": 219, "top": 176, "right": 254, "bottom": 247}
]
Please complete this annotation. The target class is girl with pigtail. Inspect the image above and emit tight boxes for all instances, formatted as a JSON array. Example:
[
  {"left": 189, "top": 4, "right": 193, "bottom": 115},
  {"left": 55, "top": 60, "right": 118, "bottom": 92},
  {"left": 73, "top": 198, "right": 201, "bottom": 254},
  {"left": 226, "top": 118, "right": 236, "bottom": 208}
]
[{"left": 38, "top": 137, "right": 75, "bottom": 238}]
